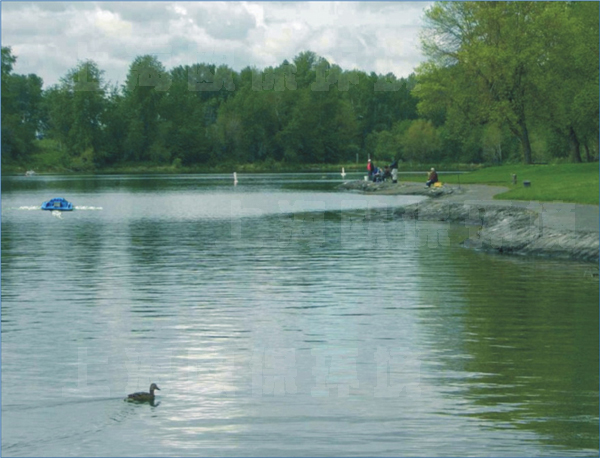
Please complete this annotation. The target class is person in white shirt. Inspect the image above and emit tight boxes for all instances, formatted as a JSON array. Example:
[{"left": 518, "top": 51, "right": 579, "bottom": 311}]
[{"left": 390, "top": 159, "right": 399, "bottom": 184}]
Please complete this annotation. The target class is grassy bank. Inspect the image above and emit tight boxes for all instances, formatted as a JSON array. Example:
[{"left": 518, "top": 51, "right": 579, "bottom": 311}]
[{"left": 400, "top": 163, "right": 599, "bottom": 205}]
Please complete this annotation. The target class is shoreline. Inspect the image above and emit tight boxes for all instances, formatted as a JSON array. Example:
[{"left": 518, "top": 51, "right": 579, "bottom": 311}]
[{"left": 339, "top": 180, "right": 599, "bottom": 263}]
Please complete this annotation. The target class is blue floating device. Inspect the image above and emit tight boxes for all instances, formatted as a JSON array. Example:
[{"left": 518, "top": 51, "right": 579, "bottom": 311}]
[{"left": 41, "top": 197, "right": 74, "bottom": 211}]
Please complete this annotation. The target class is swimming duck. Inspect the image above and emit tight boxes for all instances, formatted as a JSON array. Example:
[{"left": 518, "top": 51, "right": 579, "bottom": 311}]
[{"left": 126, "top": 383, "right": 160, "bottom": 402}]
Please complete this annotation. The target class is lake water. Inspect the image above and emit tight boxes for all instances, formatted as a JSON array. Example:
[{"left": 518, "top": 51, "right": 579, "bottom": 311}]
[{"left": 2, "top": 173, "right": 598, "bottom": 457}]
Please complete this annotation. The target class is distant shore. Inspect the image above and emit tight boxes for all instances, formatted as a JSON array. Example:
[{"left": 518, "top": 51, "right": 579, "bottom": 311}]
[{"left": 338, "top": 180, "right": 599, "bottom": 263}]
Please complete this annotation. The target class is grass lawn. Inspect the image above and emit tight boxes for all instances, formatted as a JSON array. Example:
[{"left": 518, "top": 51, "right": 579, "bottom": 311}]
[{"left": 400, "top": 163, "right": 599, "bottom": 205}]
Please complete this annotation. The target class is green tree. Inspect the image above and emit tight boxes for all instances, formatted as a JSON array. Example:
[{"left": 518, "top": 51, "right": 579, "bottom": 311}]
[
  {"left": 534, "top": 2, "right": 599, "bottom": 162},
  {"left": 293, "top": 51, "right": 318, "bottom": 89},
  {"left": 121, "top": 55, "right": 170, "bottom": 162},
  {"left": 97, "top": 85, "right": 127, "bottom": 166},
  {"left": 419, "top": 2, "right": 559, "bottom": 164},
  {"left": 158, "top": 65, "right": 210, "bottom": 165},
  {"left": 400, "top": 119, "right": 441, "bottom": 162},
  {"left": 44, "top": 60, "right": 107, "bottom": 165},
  {"left": 2, "top": 47, "right": 45, "bottom": 163}
]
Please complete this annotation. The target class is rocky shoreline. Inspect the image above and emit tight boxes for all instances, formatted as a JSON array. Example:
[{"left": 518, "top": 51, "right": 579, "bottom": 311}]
[
  {"left": 338, "top": 179, "right": 457, "bottom": 197},
  {"left": 338, "top": 180, "right": 599, "bottom": 263}
]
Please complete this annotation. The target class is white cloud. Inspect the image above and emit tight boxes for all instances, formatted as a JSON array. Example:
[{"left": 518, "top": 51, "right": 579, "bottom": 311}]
[
  {"left": 93, "top": 8, "right": 133, "bottom": 36},
  {"left": 242, "top": 2, "right": 265, "bottom": 29},
  {"left": 1, "top": 1, "right": 430, "bottom": 88}
]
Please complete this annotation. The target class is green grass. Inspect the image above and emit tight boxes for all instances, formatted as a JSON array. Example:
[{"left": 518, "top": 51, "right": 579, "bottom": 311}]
[{"left": 402, "top": 163, "right": 599, "bottom": 205}]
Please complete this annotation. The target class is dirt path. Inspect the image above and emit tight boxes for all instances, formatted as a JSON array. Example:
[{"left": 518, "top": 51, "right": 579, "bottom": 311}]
[
  {"left": 340, "top": 181, "right": 599, "bottom": 233},
  {"left": 338, "top": 180, "right": 599, "bottom": 262},
  {"left": 440, "top": 184, "right": 599, "bottom": 234}
]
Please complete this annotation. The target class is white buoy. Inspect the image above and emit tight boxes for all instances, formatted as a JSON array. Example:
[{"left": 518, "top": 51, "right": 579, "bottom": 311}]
[
  {"left": 233, "top": 172, "right": 238, "bottom": 185},
  {"left": 341, "top": 167, "right": 346, "bottom": 178}
]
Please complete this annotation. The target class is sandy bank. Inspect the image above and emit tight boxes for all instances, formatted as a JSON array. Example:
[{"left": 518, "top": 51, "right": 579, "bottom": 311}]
[{"left": 338, "top": 180, "right": 599, "bottom": 263}]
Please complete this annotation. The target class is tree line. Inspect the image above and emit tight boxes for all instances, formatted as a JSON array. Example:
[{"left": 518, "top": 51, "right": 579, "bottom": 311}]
[{"left": 2, "top": 2, "right": 598, "bottom": 170}]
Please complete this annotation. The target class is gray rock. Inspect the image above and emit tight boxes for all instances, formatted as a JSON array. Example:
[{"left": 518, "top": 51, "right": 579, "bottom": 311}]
[{"left": 339, "top": 180, "right": 598, "bottom": 263}]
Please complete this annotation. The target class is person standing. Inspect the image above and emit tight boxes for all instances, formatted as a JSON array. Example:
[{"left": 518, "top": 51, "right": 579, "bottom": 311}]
[
  {"left": 390, "top": 159, "right": 398, "bottom": 184},
  {"left": 367, "top": 159, "right": 376, "bottom": 180}
]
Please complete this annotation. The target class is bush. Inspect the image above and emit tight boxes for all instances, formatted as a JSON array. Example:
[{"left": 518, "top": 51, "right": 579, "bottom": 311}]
[{"left": 69, "top": 148, "right": 96, "bottom": 172}]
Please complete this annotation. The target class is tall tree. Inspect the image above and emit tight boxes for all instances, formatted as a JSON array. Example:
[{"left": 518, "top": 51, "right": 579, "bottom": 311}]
[
  {"left": 2, "top": 47, "right": 44, "bottom": 163},
  {"left": 45, "top": 60, "right": 107, "bottom": 160},
  {"left": 121, "top": 55, "right": 170, "bottom": 162},
  {"left": 418, "top": 2, "right": 558, "bottom": 164},
  {"left": 400, "top": 119, "right": 441, "bottom": 162},
  {"left": 160, "top": 65, "right": 210, "bottom": 165},
  {"left": 535, "top": 2, "right": 599, "bottom": 162},
  {"left": 98, "top": 85, "right": 127, "bottom": 165}
]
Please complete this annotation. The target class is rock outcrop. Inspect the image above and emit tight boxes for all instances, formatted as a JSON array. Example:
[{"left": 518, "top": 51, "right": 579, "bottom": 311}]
[{"left": 338, "top": 180, "right": 599, "bottom": 263}]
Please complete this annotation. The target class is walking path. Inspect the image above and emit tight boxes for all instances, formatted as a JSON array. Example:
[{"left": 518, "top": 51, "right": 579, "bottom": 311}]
[
  {"left": 339, "top": 180, "right": 599, "bottom": 262},
  {"left": 341, "top": 180, "right": 598, "bottom": 233},
  {"left": 440, "top": 184, "right": 599, "bottom": 233}
]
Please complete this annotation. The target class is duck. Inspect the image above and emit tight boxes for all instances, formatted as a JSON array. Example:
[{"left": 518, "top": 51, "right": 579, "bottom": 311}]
[{"left": 126, "top": 383, "right": 160, "bottom": 402}]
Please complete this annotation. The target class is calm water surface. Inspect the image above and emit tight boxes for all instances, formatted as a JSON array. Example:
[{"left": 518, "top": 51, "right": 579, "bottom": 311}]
[{"left": 2, "top": 173, "right": 598, "bottom": 457}]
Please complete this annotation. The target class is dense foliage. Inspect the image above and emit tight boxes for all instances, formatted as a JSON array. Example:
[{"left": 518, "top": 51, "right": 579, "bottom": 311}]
[
  {"left": 2, "top": 2, "right": 598, "bottom": 170},
  {"left": 2, "top": 48, "right": 418, "bottom": 170},
  {"left": 416, "top": 1, "right": 599, "bottom": 164},
  {"left": 2, "top": 47, "right": 44, "bottom": 163}
]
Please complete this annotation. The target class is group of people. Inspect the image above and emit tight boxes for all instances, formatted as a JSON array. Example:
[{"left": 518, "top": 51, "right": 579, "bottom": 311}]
[
  {"left": 367, "top": 160, "right": 440, "bottom": 187},
  {"left": 367, "top": 159, "right": 398, "bottom": 183}
]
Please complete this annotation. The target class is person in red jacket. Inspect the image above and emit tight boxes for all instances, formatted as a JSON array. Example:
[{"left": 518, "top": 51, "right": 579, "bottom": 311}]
[
  {"left": 426, "top": 167, "right": 439, "bottom": 187},
  {"left": 367, "top": 159, "right": 376, "bottom": 180}
]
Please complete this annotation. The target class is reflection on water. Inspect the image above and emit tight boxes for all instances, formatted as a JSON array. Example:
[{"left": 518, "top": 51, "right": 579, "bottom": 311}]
[
  {"left": 419, "top": 248, "right": 599, "bottom": 453},
  {"left": 1, "top": 174, "right": 598, "bottom": 457}
]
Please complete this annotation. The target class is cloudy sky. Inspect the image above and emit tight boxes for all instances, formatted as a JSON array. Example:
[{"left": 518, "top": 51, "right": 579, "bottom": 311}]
[{"left": 2, "top": 1, "right": 431, "bottom": 89}]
